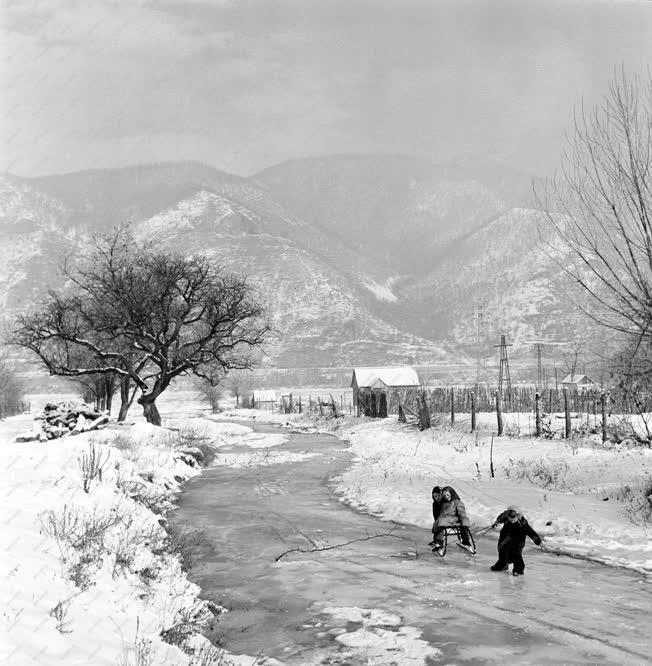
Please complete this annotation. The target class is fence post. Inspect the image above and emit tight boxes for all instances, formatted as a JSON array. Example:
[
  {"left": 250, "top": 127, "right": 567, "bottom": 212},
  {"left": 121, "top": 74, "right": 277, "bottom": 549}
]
[
  {"left": 495, "top": 391, "right": 503, "bottom": 436},
  {"left": 564, "top": 388, "right": 571, "bottom": 439},
  {"left": 535, "top": 391, "right": 541, "bottom": 437},
  {"left": 450, "top": 389, "right": 455, "bottom": 425},
  {"left": 548, "top": 388, "right": 553, "bottom": 414},
  {"left": 470, "top": 391, "right": 476, "bottom": 432},
  {"left": 601, "top": 391, "right": 608, "bottom": 442}
]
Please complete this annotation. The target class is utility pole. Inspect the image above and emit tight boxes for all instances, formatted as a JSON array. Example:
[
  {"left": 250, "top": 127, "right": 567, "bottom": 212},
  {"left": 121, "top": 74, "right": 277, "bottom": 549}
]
[
  {"left": 475, "top": 303, "right": 484, "bottom": 394},
  {"left": 535, "top": 342, "right": 543, "bottom": 390},
  {"left": 494, "top": 335, "right": 512, "bottom": 404}
]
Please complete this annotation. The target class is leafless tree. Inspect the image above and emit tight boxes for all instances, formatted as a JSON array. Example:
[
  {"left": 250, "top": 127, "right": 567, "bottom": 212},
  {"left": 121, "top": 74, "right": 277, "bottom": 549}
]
[
  {"left": 0, "top": 351, "right": 26, "bottom": 417},
  {"left": 70, "top": 371, "right": 118, "bottom": 413},
  {"left": 194, "top": 363, "right": 224, "bottom": 413},
  {"left": 226, "top": 369, "right": 254, "bottom": 407},
  {"left": 12, "top": 229, "right": 271, "bottom": 425},
  {"left": 536, "top": 69, "right": 652, "bottom": 352}
]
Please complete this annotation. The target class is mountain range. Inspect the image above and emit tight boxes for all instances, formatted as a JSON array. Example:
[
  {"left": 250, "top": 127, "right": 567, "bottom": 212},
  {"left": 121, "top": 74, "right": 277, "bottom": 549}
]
[{"left": 0, "top": 156, "right": 597, "bottom": 381}]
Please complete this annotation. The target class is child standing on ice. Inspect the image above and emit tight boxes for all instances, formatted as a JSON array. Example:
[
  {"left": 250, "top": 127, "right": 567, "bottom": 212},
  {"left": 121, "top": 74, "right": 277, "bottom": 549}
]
[
  {"left": 430, "top": 486, "right": 472, "bottom": 552},
  {"left": 490, "top": 506, "right": 542, "bottom": 576}
]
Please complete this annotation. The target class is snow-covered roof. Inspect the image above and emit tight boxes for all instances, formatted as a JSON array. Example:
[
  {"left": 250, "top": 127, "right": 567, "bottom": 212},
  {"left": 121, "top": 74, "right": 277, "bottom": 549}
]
[
  {"left": 560, "top": 374, "right": 595, "bottom": 385},
  {"left": 252, "top": 390, "right": 276, "bottom": 401},
  {"left": 351, "top": 367, "right": 420, "bottom": 388}
]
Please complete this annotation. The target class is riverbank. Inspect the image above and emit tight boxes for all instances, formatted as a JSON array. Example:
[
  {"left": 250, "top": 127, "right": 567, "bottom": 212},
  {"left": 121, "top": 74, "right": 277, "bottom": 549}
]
[{"left": 0, "top": 413, "right": 285, "bottom": 665}]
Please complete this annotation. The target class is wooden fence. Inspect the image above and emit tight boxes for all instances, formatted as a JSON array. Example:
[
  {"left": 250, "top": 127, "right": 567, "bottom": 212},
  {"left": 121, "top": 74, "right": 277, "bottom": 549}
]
[
  {"left": 422, "top": 386, "right": 650, "bottom": 442},
  {"left": 424, "top": 386, "right": 652, "bottom": 415}
]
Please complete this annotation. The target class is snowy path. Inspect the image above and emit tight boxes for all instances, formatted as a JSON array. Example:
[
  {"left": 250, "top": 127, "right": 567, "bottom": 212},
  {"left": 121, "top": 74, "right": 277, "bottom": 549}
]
[{"left": 171, "top": 422, "right": 652, "bottom": 665}]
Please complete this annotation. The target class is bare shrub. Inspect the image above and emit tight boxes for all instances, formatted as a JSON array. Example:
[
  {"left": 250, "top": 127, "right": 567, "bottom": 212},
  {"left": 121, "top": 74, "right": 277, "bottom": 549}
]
[
  {"left": 40, "top": 503, "right": 126, "bottom": 590},
  {"left": 78, "top": 441, "right": 111, "bottom": 493},
  {"left": 605, "top": 476, "right": 652, "bottom": 526},
  {"left": 190, "top": 643, "right": 226, "bottom": 666},
  {"left": 49, "top": 598, "right": 74, "bottom": 634},
  {"left": 160, "top": 601, "right": 215, "bottom": 651},
  {"left": 503, "top": 421, "right": 521, "bottom": 438},
  {"left": 118, "top": 618, "right": 153, "bottom": 666},
  {"left": 175, "top": 427, "right": 218, "bottom": 468},
  {"left": 109, "top": 432, "right": 138, "bottom": 452},
  {"left": 540, "top": 414, "right": 560, "bottom": 439},
  {"left": 162, "top": 524, "right": 208, "bottom": 571},
  {"left": 503, "top": 458, "right": 572, "bottom": 490}
]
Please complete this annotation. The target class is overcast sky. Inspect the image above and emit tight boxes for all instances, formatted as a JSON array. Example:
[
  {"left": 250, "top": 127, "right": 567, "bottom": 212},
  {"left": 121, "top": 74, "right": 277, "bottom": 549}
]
[{"left": 2, "top": 0, "right": 651, "bottom": 178}]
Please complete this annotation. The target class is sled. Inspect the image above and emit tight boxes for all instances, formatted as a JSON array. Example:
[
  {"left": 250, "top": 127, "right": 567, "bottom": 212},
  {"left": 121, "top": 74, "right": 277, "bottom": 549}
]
[{"left": 431, "top": 526, "right": 477, "bottom": 557}]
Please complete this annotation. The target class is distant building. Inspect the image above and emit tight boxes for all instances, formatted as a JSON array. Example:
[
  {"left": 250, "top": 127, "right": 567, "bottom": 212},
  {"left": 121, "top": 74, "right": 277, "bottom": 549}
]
[
  {"left": 351, "top": 366, "right": 420, "bottom": 417},
  {"left": 251, "top": 389, "right": 276, "bottom": 410},
  {"left": 560, "top": 374, "right": 597, "bottom": 392}
]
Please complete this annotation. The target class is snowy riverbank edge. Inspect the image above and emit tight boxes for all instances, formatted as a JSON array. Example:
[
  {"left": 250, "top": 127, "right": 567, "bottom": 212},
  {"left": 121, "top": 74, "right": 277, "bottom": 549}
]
[
  {"left": 0, "top": 414, "right": 284, "bottom": 666},
  {"left": 215, "top": 409, "right": 652, "bottom": 576}
]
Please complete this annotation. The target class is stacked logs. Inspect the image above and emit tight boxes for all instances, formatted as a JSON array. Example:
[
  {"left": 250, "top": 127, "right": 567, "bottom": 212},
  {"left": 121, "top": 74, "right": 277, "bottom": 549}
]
[{"left": 16, "top": 402, "right": 110, "bottom": 442}]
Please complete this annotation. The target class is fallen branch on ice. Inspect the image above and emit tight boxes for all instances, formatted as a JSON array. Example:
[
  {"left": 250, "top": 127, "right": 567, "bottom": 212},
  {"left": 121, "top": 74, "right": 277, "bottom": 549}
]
[{"left": 274, "top": 528, "right": 416, "bottom": 561}]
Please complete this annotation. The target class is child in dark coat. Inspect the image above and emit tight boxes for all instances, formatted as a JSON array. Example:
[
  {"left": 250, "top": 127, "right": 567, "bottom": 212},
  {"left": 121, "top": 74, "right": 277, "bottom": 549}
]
[
  {"left": 430, "top": 486, "right": 472, "bottom": 551},
  {"left": 491, "top": 506, "right": 542, "bottom": 576}
]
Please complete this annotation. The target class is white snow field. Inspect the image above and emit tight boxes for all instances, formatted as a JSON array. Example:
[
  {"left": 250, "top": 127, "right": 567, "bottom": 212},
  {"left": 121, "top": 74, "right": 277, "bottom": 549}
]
[{"left": 0, "top": 410, "right": 285, "bottom": 666}]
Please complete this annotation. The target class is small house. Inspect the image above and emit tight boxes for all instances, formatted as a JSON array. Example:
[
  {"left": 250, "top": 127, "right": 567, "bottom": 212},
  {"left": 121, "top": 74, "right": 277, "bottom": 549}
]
[
  {"left": 351, "top": 366, "right": 420, "bottom": 418},
  {"left": 560, "top": 374, "right": 597, "bottom": 393},
  {"left": 251, "top": 389, "right": 276, "bottom": 410}
]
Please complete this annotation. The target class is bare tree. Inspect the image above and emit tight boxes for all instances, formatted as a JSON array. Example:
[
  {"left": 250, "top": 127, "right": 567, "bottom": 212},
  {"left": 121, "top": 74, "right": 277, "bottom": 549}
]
[
  {"left": 70, "top": 372, "right": 118, "bottom": 413},
  {"left": 195, "top": 364, "right": 224, "bottom": 413},
  {"left": 0, "top": 351, "right": 26, "bottom": 417},
  {"left": 226, "top": 369, "right": 254, "bottom": 407},
  {"left": 536, "top": 69, "right": 652, "bottom": 348},
  {"left": 12, "top": 230, "right": 271, "bottom": 425}
]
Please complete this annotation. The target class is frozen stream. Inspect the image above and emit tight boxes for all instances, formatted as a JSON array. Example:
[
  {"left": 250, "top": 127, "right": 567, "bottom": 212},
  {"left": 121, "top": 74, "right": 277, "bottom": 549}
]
[{"left": 171, "top": 421, "right": 651, "bottom": 665}]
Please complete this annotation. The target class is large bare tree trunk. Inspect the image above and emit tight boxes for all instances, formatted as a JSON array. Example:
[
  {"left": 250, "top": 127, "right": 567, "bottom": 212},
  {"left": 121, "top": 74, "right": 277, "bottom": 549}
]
[
  {"left": 117, "top": 377, "right": 132, "bottom": 422},
  {"left": 138, "top": 393, "right": 161, "bottom": 426}
]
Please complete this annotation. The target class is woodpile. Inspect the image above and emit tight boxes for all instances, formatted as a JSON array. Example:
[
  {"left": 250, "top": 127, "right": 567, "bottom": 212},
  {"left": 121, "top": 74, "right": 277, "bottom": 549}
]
[{"left": 15, "top": 402, "right": 110, "bottom": 442}]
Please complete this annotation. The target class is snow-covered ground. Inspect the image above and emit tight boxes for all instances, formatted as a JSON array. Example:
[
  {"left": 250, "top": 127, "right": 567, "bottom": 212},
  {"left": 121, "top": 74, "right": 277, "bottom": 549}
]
[
  {"left": 218, "top": 408, "right": 652, "bottom": 575},
  {"left": 3, "top": 399, "right": 650, "bottom": 665},
  {"left": 0, "top": 410, "right": 287, "bottom": 666}
]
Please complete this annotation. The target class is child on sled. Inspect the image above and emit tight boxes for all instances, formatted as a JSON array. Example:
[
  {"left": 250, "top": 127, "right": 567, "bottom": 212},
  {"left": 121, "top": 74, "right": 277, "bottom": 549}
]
[
  {"left": 430, "top": 486, "right": 472, "bottom": 552},
  {"left": 490, "top": 506, "right": 542, "bottom": 576}
]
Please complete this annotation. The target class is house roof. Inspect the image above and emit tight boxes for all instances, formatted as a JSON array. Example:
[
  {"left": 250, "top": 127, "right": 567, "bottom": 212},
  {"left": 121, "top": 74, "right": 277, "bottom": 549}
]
[
  {"left": 351, "top": 366, "right": 420, "bottom": 388},
  {"left": 560, "top": 374, "right": 595, "bottom": 385},
  {"left": 252, "top": 390, "right": 276, "bottom": 401}
]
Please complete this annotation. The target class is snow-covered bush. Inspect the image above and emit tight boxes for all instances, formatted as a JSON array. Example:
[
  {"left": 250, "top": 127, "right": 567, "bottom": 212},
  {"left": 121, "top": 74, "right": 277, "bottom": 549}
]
[
  {"left": 78, "top": 440, "right": 111, "bottom": 493},
  {"left": 39, "top": 501, "right": 128, "bottom": 589},
  {"left": 503, "top": 457, "right": 572, "bottom": 490},
  {"left": 605, "top": 476, "right": 652, "bottom": 526}
]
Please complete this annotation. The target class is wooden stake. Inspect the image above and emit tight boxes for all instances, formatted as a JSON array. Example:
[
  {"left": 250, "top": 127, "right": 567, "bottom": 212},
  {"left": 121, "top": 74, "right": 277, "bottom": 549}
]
[
  {"left": 490, "top": 434, "right": 495, "bottom": 478},
  {"left": 470, "top": 391, "right": 476, "bottom": 432},
  {"left": 450, "top": 389, "right": 455, "bottom": 425},
  {"left": 535, "top": 391, "right": 541, "bottom": 437},
  {"left": 495, "top": 391, "right": 503, "bottom": 436},
  {"left": 601, "top": 392, "right": 608, "bottom": 442},
  {"left": 564, "top": 387, "right": 571, "bottom": 439}
]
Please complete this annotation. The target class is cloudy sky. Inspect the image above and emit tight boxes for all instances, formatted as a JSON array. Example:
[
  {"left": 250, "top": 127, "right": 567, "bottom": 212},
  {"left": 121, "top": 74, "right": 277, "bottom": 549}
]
[{"left": 2, "top": 0, "right": 651, "bottom": 178}]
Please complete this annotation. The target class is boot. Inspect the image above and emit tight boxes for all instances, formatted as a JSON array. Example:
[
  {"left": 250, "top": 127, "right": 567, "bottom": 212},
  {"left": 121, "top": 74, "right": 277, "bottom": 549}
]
[{"left": 490, "top": 562, "right": 508, "bottom": 571}]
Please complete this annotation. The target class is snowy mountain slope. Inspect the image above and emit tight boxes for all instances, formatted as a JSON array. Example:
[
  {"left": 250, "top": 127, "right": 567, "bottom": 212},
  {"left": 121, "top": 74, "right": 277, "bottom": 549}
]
[
  {"left": 0, "top": 172, "right": 455, "bottom": 368},
  {"left": 254, "top": 154, "right": 533, "bottom": 277},
  {"left": 388, "top": 207, "right": 599, "bottom": 363},
  {"left": 0, "top": 158, "right": 599, "bottom": 375},
  {"left": 134, "top": 191, "right": 455, "bottom": 366}
]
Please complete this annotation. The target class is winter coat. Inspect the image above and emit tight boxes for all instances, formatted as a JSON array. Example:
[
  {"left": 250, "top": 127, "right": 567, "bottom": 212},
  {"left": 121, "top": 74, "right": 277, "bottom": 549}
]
[
  {"left": 432, "top": 499, "right": 443, "bottom": 521},
  {"left": 431, "top": 486, "right": 460, "bottom": 521},
  {"left": 434, "top": 498, "right": 470, "bottom": 528},
  {"left": 494, "top": 507, "right": 541, "bottom": 553}
]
